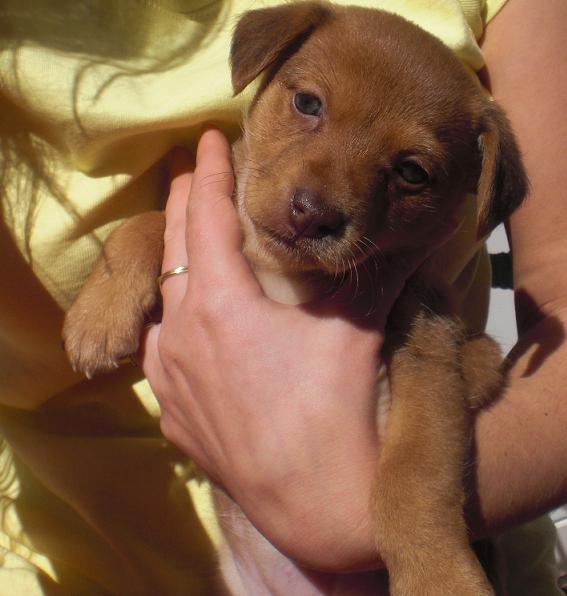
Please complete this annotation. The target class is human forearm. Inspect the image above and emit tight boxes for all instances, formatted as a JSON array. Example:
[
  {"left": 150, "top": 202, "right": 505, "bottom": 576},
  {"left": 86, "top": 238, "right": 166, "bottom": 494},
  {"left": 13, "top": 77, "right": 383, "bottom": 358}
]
[
  {"left": 474, "top": 0, "right": 567, "bottom": 535},
  {"left": 473, "top": 311, "right": 567, "bottom": 532}
]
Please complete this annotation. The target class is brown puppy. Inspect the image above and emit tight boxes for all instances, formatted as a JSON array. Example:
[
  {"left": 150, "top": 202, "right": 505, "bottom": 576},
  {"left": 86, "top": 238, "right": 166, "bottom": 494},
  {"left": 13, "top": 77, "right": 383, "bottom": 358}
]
[{"left": 63, "top": 3, "right": 527, "bottom": 594}]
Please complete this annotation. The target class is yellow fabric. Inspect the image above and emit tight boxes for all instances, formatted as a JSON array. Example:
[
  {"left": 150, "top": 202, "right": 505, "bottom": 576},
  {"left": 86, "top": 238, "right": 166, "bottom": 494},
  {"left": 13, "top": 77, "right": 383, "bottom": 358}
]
[{"left": 0, "top": 0, "right": 524, "bottom": 593}]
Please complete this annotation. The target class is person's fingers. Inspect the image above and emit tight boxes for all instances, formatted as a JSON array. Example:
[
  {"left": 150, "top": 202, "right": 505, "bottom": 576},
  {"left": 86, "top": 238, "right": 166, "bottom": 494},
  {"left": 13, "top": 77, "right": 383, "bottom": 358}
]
[
  {"left": 138, "top": 321, "right": 212, "bottom": 470},
  {"left": 185, "top": 128, "right": 263, "bottom": 297},
  {"left": 138, "top": 321, "right": 162, "bottom": 381},
  {"left": 140, "top": 149, "right": 194, "bottom": 381},
  {"left": 160, "top": 148, "right": 195, "bottom": 308}
]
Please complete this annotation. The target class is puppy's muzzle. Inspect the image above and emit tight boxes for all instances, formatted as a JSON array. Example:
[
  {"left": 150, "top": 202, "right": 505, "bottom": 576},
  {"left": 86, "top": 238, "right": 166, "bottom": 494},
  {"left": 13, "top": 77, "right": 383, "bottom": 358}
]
[{"left": 288, "top": 187, "right": 346, "bottom": 240}]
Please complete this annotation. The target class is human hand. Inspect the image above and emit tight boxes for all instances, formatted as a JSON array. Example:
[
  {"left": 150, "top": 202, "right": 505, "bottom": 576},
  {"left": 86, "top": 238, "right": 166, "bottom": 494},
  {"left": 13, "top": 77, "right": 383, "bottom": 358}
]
[{"left": 141, "top": 129, "right": 418, "bottom": 570}]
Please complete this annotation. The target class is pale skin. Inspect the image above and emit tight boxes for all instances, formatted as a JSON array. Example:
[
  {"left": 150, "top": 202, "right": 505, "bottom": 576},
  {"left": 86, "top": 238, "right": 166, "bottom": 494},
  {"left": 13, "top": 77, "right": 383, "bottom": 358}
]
[
  {"left": 474, "top": 0, "right": 567, "bottom": 532},
  {"left": 141, "top": 0, "right": 567, "bottom": 586}
]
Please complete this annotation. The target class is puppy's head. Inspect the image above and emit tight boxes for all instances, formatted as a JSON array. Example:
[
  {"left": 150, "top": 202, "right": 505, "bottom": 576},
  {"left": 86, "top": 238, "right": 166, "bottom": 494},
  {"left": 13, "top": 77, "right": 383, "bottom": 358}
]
[{"left": 231, "top": 2, "right": 527, "bottom": 274}]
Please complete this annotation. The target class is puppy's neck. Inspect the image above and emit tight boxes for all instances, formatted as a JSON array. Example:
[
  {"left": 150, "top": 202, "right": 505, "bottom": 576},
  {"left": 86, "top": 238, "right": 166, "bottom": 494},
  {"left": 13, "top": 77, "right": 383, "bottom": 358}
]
[{"left": 251, "top": 266, "right": 333, "bottom": 305}]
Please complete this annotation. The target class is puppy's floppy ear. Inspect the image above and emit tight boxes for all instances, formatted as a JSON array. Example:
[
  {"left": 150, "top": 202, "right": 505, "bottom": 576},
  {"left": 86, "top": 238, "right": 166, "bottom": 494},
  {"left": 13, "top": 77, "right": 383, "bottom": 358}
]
[
  {"left": 476, "top": 101, "right": 528, "bottom": 238},
  {"left": 230, "top": 2, "right": 331, "bottom": 96}
]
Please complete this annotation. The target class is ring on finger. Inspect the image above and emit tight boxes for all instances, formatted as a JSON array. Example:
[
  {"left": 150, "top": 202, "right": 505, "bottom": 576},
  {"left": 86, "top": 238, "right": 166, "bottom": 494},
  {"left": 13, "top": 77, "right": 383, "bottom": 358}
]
[{"left": 158, "top": 265, "right": 189, "bottom": 288}]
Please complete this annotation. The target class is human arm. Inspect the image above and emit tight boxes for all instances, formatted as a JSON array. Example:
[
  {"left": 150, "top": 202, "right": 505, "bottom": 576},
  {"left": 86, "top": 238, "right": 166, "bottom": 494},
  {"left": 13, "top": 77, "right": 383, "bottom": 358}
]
[{"left": 473, "top": 0, "right": 567, "bottom": 530}]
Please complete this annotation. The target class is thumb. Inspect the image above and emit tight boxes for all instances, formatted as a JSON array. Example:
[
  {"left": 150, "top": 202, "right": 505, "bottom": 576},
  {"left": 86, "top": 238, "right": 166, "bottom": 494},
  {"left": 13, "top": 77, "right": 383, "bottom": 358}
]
[{"left": 183, "top": 128, "right": 263, "bottom": 298}]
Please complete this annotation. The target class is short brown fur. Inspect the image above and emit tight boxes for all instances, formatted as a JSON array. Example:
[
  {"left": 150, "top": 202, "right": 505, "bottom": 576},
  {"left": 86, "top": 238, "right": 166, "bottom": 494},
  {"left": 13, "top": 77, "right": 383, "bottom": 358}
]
[{"left": 63, "top": 3, "right": 527, "bottom": 593}]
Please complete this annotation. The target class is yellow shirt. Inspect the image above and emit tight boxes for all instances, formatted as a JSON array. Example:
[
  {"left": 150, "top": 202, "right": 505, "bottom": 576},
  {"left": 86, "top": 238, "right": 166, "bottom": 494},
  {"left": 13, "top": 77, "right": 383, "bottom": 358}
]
[{"left": 2, "top": 1, "right": 545, "bottom": 594}]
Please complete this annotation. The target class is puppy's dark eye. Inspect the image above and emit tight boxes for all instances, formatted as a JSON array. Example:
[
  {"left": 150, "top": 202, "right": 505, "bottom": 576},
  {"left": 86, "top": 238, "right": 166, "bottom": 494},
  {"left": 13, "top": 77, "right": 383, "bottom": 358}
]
[
  {"left": 293, "top": 92, "right": 323, "bottom": 116},
  {"left": 396, "top": 160, "right": 429, "bottom": 187}
]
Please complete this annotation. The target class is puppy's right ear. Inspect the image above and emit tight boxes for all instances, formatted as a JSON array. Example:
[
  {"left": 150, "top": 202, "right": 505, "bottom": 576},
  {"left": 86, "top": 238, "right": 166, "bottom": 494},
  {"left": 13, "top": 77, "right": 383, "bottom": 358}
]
[
  {"left": 476, "top": 101, "right": 528, "bottom": 238},
  {"left": 230, "top": 2, "right": 331, "bottom": 95}
]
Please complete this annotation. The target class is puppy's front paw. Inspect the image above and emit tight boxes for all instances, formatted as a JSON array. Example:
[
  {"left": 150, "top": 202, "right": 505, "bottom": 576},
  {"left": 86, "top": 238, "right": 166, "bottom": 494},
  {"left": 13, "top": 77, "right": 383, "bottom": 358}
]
[{"left": 63, "top": 275, "right": 157, "bottom": 378}]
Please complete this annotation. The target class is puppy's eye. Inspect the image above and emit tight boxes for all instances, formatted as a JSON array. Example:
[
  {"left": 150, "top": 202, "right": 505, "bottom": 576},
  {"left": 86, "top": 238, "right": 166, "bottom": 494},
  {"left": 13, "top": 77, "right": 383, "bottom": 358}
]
[
  {"left": 396, "top": 160, "right": 429, "bottom": 187},
  {"left": 293, "top": 92, "right": 323, "bottom": 116}
]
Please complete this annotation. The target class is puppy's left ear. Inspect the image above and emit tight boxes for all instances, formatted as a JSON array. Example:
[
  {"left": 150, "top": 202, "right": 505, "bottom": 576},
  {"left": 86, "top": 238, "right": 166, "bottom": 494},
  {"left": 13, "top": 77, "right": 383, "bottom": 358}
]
[
  {"left": 230, "top": 2, "right": 331, "bottom": 95},
  {"left": 476, "top": 101, "right": 528, "bottom": 238}
]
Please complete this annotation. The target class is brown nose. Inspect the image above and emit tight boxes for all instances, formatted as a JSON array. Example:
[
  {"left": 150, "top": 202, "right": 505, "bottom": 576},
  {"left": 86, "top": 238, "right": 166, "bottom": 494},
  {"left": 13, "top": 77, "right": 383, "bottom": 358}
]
[{"left": 289, "top": 188, "right": 345, "bottom": 239}]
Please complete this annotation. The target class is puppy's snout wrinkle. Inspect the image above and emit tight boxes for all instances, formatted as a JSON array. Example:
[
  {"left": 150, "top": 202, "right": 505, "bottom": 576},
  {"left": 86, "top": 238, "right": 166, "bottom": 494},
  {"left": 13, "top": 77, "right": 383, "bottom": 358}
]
[{"left": 289, "top": 188, "right": 345, "bottom": 240}]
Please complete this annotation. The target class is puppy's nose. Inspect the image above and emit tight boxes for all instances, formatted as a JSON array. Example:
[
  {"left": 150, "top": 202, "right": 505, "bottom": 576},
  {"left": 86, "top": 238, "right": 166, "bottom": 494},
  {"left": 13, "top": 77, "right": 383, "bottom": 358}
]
[{"left": 289, "top": 188, "right": 345, "bottom": 239}]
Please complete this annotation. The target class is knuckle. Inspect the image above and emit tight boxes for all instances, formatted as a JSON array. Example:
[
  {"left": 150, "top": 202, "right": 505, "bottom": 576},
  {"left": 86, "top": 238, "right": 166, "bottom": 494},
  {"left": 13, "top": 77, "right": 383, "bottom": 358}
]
[
  {"left": 145, "top": 376, "right": 165, "bottom": 403},
  {"left": 159, "top": 415, "right": 176, "bottom": 442},
  {"left": 157, "top": 328, "right": 183, "bottom": 368},
  {"left": 193, "top": 287, "right": 238, "bottom": 324}
]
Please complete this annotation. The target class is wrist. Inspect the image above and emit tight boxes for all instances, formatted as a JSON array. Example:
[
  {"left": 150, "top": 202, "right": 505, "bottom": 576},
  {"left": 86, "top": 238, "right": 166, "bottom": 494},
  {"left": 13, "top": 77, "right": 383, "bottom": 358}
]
[{"left": 231, "top": 449, "right": 383, "bottom": 572}]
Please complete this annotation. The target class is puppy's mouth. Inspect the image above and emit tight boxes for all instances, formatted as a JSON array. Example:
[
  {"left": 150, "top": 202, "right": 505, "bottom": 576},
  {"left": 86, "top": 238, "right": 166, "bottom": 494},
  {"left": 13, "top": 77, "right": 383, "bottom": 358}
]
[
  {"left": 254, "top": 220, "right": 376, "bottom": 274},
  {"left": 240, "top": 187, "right": 378, "bottom": 274},
  {"left": 264, "top": 225, "right": 334, "bottom": 254}
]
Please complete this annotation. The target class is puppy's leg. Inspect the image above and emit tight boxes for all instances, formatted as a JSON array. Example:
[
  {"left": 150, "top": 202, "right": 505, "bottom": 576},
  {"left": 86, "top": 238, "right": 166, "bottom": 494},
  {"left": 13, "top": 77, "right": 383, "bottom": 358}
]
[
  {"left": 372, "top": 312, "right": 494, "bottom": 596},
  {"left": 63, "top": 211, "right": 164, "bottom": 377},
  {"left": 461, "top": 333, "right": 503, "bottom": 409}
]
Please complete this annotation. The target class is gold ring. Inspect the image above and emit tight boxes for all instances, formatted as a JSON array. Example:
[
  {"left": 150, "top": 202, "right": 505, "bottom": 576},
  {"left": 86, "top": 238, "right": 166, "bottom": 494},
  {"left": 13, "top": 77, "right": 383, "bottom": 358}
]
[{"left": 158, "top": 265, "right": 189, "bottom": 287}]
